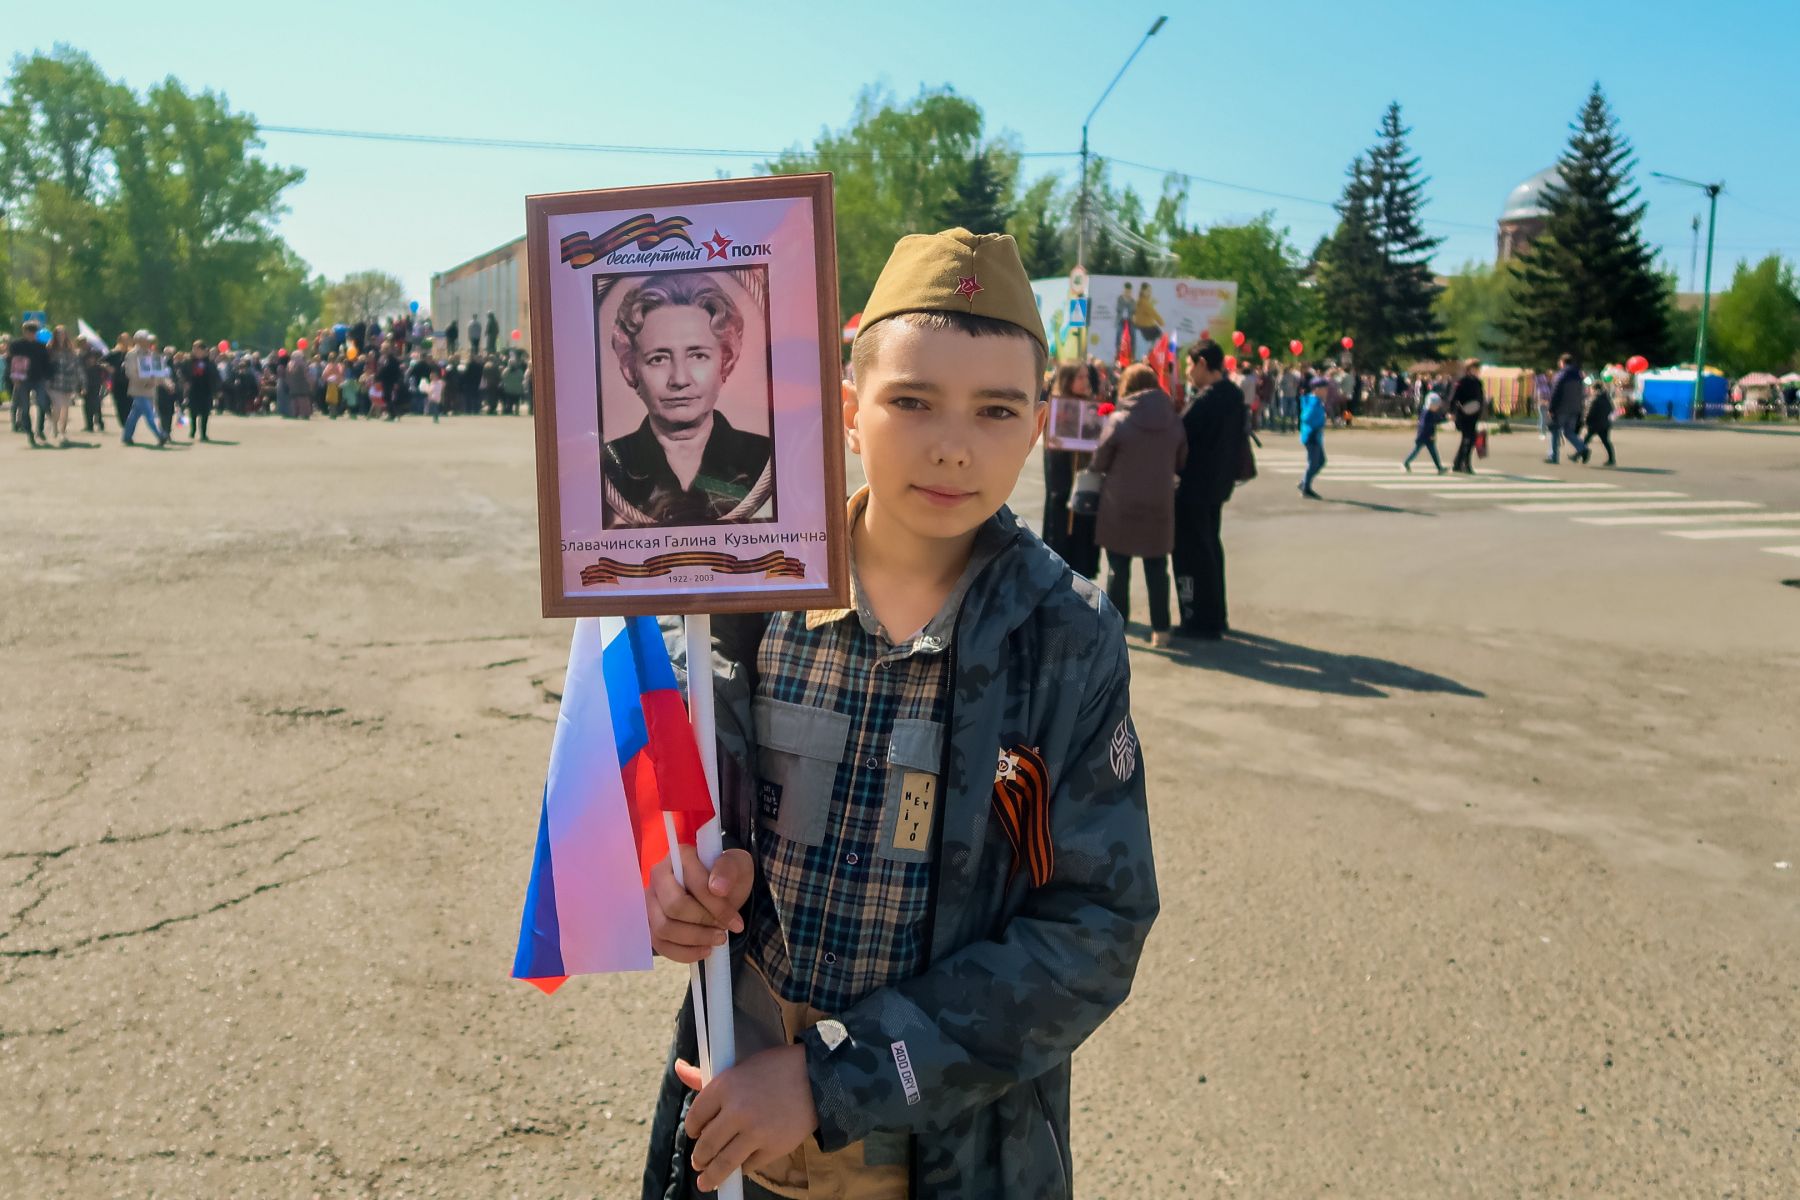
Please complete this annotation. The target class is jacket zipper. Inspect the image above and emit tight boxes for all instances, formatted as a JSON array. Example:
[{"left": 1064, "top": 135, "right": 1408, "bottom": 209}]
[{"left": 908, "top": 529, "right": 1022, "bottom": 1198}]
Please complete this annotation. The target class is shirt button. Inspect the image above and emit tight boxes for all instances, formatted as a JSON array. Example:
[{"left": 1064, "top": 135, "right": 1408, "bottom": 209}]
[
  {"left": 845, "top": 852, "right": 859, "bottom": 866},
  {"left": 823, "top": 952, "right": 837, "bottom": 965},
  {"left": 865, "top": 756, "right": 878, "bottom": 769}
]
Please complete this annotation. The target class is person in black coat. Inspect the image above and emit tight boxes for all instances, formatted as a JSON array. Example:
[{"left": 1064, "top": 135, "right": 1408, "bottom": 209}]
[
  {"left": 485, "top": 311, "right": 501, "bottom": 356},
  {"left": 105, "top": 335, "right": 132, "bottom": 426},
  {"left": 1173, "top": 339, "right": 1246, "bottom": 640},
  {"left": 1449, "top": 359, "right": 1485, "bottom": 474},
  {"left": 444, "top": 316, "right": 459, "bottom": 356},
  {"left": 1585, "top": 383, "right": 1617, "bottom": 466},
  {"left": 185, "top": 341, "right": 221, "bottom": 441}
]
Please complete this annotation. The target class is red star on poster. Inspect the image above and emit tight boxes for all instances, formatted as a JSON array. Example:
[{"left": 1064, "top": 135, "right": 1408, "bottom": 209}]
[
  {"left": 701, "top": 230, "right": 733, "bottom": 260},
  {"left": 954, "top": 274, "right": 983, "bottom": 301}
]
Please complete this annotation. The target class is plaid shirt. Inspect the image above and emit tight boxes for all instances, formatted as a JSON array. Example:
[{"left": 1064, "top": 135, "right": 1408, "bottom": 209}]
[{"left": 746, "top": 499, "right": 1005, "bottom": 1015}]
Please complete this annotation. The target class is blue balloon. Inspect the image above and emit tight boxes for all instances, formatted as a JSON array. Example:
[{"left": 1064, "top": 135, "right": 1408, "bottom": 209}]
[
  {"left": 36, "top": 327, "right": 51, "bottom": 343},
  {"left": 409, "top": 300, "right": 420, "bottom": 313}
]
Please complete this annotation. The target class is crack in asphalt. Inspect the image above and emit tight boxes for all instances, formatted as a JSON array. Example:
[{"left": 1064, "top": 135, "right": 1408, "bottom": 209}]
[
  {"left": 0, "top": 864, "right": 344, "bottom": 960},
  {"left": 2, "top": 803, "right": 314, "bottom": 865}
]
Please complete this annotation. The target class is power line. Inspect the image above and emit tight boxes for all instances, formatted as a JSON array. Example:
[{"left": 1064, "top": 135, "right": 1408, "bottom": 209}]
[{"left": 253, "top": 123, "right": 1068, "bottom": 162}]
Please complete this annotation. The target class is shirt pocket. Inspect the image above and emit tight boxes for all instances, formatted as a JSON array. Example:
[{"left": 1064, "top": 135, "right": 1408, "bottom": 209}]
[
  {"left": 876, "top": 718, "right": 944, "bottom": 864},
  {"left": 753, "top": 697, "right": 849, "bottom": 847}
]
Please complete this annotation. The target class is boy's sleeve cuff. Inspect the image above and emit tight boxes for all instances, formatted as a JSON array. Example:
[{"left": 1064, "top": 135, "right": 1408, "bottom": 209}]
[{"left": 800, "top": 1020, "right": 874, "bottom": 1151}]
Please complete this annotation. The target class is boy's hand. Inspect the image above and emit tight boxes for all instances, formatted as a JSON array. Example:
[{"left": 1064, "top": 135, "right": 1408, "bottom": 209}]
[
  {"left": 645, "top": 845, "right": 752, "bottom": 963},
  {"left": 676, "top": 1045, "right": 819, "bottom": 1192}
]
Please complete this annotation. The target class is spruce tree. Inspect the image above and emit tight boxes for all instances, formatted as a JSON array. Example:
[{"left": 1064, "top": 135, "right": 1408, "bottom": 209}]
[
  {"left": 1088, "top": 224, "right": 1123, "bottom": 274},
  {"left": 936, "top": 150, "right": 1012, "bottom": 235},
  {"left": 1019, "top": 201, "right": 1067, "bottom": 280},
  {"left": 1368, "top": 102, "right": 1444, "bottom": 362},
  {"left": 1501, "top": 84, "right": 1669, "bottom": 367},
  {"left": 1316, "top": 105, "right": 1445, "bottom": 369},
  {"left": 1315, "top": 156, "right": 1384, "bottom": 361}
]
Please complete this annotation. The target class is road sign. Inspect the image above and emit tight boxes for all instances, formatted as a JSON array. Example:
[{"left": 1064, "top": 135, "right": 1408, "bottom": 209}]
[
  {"left": 1067, "top": 297, "right": 1088, "bottom": 328},
  {"left": 1068, "top": 266, "right": 1088, "bottom": 298}
]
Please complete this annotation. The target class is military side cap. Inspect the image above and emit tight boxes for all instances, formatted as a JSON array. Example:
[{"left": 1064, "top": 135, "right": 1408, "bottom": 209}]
[{"left": 857, "top": 228, "right": 1046, "bottom": 351}]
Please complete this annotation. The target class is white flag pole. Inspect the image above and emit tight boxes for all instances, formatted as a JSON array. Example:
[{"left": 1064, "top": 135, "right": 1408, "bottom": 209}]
[
  {"left": 662, "top": 812, "right": 713, "bottom": 1081},
  {"left": 686, "top": 612, "right": 741, "bottom": 1200}
]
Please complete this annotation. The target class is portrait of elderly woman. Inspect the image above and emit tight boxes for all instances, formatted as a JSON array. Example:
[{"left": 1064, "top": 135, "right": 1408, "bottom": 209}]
[{"left": 599, "top": 270, "right": 776, "bottom": 529}]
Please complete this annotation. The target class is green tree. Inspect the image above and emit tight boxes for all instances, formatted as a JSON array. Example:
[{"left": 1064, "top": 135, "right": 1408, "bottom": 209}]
[
  {"left": 1435, "top": 262, "right": 1516, "bottom": 359},
  {"left": 0, "top": 46, "right": 306, "bottom": 345},
  {"left": 1317, "top": 104, "right": 1443, "bottom": 368},
  {"left": 1011, "top": 176, "right": 1068, "bottom": 280},
  {"left": 1500, "top": 83, "right": 1669, "bottom": 367},
  {"left": 935, "top": 149, "right": 1013, "bottom": 235},
  {"left": 1315, "top": 155, "right": 1385, "bottom": 359},
  {"left": 1087, "top": 224, "right": 1123, "bottom": 274},
  {"left": 1172, "top": 213, "right": 1309, "bottom": 347},
  {"left": 1367, "top": 102, "right": 1443, "bottom": 362},
  {"left": 1708, "top": 255, "right": 1800, "bottom": 374},
  {"left": 764, "top": 86, "right": 1010, "bottom": 314},
  {"left": 321, "top": 269, "right": 406, "bottom": 325}
]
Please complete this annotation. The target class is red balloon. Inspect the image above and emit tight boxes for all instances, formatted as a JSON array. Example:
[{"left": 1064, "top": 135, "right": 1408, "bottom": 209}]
[
  {"left": 1626, "top": 354, "right": 1649, "bottom": 374},
  {"left": 1257, "top": 345, "right": 1271, "bottom": 359},
  {"left": 1341, "top": 336, "right": 1354, "bottom": 350},
  {"left": 216, "top": 340, "right": 230, "bottom": 354},
  {"left": 511, "top": 328, "right": 522, "bottom": 341},
  {"left": 1289, "top": 339, "right": 1304, "bottom": 356},
  {"left": 1224, "top": 354, "right": 1238, "bottom": 371},
  {"left": 1231, "top": 330, "right": 1247, "bottom": 348},
  {"left": 296, "top": 337, "right": 308, "bottom": 350}
]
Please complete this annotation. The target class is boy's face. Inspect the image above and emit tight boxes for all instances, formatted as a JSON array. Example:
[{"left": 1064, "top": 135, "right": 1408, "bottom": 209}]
[{"left": 845, "top": 320, "right": 1046, "bottom": 542}]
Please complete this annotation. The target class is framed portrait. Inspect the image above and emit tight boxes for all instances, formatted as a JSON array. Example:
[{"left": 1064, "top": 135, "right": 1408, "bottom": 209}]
[
  {"left": 1045, "top": 394, "right": 1105, "bottom": 452},
  {"left": 526, "top": 174, "right": 849, "bottom": 618}
]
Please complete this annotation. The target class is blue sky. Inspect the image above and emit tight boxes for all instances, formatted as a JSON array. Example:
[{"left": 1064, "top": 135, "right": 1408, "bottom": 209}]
[{"left": 22, "top": 0, "right": 1800, "bottom": 306}]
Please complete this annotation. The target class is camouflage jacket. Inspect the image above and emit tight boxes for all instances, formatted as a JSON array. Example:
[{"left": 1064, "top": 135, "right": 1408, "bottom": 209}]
[{"left": 644, "top": 503, "right": 1159, "bottom": 1199}]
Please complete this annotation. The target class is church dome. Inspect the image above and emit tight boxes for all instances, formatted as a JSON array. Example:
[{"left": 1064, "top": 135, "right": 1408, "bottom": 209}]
[{"left": 1501, "top": 167, "right": 1563, "bottom": 222}]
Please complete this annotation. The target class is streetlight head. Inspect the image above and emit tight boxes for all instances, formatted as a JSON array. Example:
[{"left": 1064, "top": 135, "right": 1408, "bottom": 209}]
[{"left": 1148, "top": 15, "right": 1168, "bottom": 34}]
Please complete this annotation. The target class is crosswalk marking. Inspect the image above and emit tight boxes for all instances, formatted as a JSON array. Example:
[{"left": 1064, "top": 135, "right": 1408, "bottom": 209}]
[
  {"left": 1510, "top": 500, "right": 1758, "bottom": 514},
  {"left": 1432, "top": 489, "right": 1634, "bottom": 500},
  {"left": 1575, "top": 511, "right": 1800, "bottom": 526},
  {"left": 1666, "top": 527, "right": 1800, "bottom": 540},
  {"left": 1376, "top": 483, "right": 1617, "bottom": 495},
  {"left": 1763, "top": 546, "right": 1800, "bottom": 559}
]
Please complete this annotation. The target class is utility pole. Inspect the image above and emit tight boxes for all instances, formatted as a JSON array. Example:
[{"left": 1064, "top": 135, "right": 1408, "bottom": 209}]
[
  {"left": 1688, "top": 213, "right": 1700, "bottom": 293},
  {"left": 1653, "top": 172, "right": 1722, "bottom": 420},
  {"left": 1077, "top": 16, "right": 1166, "bottom": 271}
]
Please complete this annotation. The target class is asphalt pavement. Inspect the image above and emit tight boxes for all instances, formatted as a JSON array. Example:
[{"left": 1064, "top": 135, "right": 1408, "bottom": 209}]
[{"left": 1, "top": 414, "right": 1795, "bottom": 1197}]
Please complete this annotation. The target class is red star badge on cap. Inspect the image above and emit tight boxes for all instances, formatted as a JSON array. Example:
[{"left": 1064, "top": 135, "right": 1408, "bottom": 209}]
[{"left": 954, "top": 274, "right": 984, "bottom": 301}]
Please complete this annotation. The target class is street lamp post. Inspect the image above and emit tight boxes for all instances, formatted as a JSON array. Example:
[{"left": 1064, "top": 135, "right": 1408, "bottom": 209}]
[
  {"left": 1652, "top": 172, "right": 1722, "bottom": 420},
  {"left": 1077, "top": 16, "right": 1166, "bottom": 271}
]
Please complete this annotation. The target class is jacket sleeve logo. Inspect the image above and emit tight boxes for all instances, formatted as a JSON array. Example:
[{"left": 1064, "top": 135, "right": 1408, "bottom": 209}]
[{"left": 1108, "top": 719, "right": 1137, "bottom": 782}]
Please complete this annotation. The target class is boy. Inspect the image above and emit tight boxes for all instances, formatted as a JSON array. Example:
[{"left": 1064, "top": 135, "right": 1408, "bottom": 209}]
[
  {"left": 1298, "top": 375, "right": 1328, "bottom": 499},
  {"left": 641, "top": 229, "right": 1159, "bottom": 1199}
]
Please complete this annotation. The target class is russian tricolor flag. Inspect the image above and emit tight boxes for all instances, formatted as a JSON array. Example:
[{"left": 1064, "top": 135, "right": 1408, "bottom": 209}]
[{"left": 511, "top": 616, "right": 715, "bottom": 995}]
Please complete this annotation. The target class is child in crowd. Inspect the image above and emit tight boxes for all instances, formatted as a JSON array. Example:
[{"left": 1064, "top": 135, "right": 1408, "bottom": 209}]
[
  {"left": 640, "top": 229, "right": 1158, "bottom": 1200},
  {"left": 1299, "top": 374, "right": 1328, "bottom": 498},
  {"left": 425, "top": 369, "right": 445, "bottom": 423},
  {"left": 1403, "top": 383, "right": 1447, "bottom": 473}
]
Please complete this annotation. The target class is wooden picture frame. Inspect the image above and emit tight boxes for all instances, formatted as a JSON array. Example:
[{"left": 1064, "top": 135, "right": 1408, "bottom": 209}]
[{"left": 526, "top": 174, "right": 848, "bottom": 618}]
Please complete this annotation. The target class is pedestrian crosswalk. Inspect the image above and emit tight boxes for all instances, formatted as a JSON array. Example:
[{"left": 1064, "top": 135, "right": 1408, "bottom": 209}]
[{"left": 1256, "top": 450, "right": 1800, "bottom": 564}]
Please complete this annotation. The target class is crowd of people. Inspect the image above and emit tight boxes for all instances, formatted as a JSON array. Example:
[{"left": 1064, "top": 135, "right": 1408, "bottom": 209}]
[
  {"left": 1036, "top": 341, "right": 1634, "bottom": 650},
  {"left": 6, "top": 313, "right": 531, "bottom": 449},
  {"left": 1039, "top": 339, "right": 1251, "bottom": 647}
]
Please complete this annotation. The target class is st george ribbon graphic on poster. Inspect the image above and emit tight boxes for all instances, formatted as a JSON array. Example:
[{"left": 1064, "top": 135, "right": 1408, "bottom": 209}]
[{"left": 532, "top": 178, "right": 848, "bottom": 617}]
